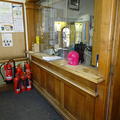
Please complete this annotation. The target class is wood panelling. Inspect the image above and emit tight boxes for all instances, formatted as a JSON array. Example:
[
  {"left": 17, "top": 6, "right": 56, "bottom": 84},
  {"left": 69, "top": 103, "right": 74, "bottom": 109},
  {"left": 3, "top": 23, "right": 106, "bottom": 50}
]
[
  {"left": 31, "top": 62, "right": 41, "bottom": 86},
  {"left": 108, "top": 0, "right": 120, "bottom": 119},
  {"left": 93, "top": 0, "right": 117, "bottom": 120},
  {"left": 26, "top": 3, "right": 36, "bottom": 50},
  {"left": 40, "top": 68, "right": 46, "bottom": 89},
  {"left": 31, "top": 61, "right": 61, "bottom": 104},
  {"left": 64, "top": 83, "right": 95, "bottom": 120},
  {"left": 46, "top": 72, "right": 61, "bottom": 103},
  {"left": 92, "top": 0, "right": 101, "bottom": 66},
  {"left": 26, "top": 2, "right": 42, "bottom": 50},
  {"left": 64, "top": 85, "right": 85, "bottom": 120},
  {"left": 46, "top": 72, "right": 55, "bottom": 97},
  {"left": 28, "top": 0, "right": 119, "bottom": 120},
  {"left": 95, "top": 82, "right": 105, "bottom": 120},
  {"left": 31, "top": 55, "right": 101, "bottom": 97},
  {"left": 98, "top": 0, "right": 117, "bottom": 80},
  {"left": 31, "top": 55, "right": 101, "bottom": 120},
  {"left": 0, "top": 57, "right": 28, "bottom": 64}
]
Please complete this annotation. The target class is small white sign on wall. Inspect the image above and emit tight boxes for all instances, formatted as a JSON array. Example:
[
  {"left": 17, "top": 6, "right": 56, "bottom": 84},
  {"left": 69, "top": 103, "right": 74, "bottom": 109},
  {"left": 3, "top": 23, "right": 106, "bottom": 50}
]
[
  {"left": 12, "top": 4, "right": 24, "bottom": 32},
  {"left": 2, "top": 33, "right": 13, "bottom": 47}
]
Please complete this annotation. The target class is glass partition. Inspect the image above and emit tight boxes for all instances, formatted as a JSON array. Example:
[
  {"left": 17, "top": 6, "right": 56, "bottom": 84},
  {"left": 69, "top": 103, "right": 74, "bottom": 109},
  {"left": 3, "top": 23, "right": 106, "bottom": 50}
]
[{"left": 36, "top": 0, "right": 95, "bottom": 67}]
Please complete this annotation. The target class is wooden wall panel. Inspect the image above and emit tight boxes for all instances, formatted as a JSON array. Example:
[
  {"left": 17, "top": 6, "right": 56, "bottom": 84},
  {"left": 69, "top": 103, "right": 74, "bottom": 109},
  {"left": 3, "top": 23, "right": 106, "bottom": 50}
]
[
  {"left": 31, "top": 60, "right": 96, "bottom": 120},
  {"left": 64, "top": 84, "right": 86, "bottom": 120},
  {"left": 94, "top": 0, "right": 117, "bottom": 120},
  {"left": 46, "top": 72, "right": 55, "bottom": 97},
  {"left": 92, "top": 0, "right": 101, "bottom": 66},
  {"left": 64, "top": 83, "right": 95, "bottom": 120},
  {"left": 46, "top": 72, "right": 61, "bottom": 103},
  {"left": 98, "top": 0, "right": 117, "bottom": 80},
  {"left": 26, "top": 3, "right": 42, "bottom": 50},
  {"left": 108, "top": 0, "right": 120, "bottom": 119},
  {"left": 40, "top": 68, "right": 46, "bottom": 89},
  {"left": 26, "top": 3, "right": 36, "bottom": 50},
  {"left": 31, "top": 62, "right": 41, "bottom": 86}
]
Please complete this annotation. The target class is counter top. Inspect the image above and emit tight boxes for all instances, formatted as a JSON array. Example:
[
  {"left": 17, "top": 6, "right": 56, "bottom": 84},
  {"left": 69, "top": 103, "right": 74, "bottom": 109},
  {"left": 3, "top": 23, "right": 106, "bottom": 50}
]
[{"left": 30, "top": 52, "right": 104, "bottom": 84}]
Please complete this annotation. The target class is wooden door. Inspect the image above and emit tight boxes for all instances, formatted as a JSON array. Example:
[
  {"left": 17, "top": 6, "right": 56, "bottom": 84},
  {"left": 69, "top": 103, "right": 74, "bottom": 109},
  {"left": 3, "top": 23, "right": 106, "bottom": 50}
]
[{"left": 108, "top": 0, "right": 120, "bottom": 119}]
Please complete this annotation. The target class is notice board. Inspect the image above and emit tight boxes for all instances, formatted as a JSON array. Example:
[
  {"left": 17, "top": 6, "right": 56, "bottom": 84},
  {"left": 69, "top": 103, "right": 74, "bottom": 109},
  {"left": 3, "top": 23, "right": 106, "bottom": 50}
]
[{"left": 0, "top": 1, "right": 25, "bottom": 60}]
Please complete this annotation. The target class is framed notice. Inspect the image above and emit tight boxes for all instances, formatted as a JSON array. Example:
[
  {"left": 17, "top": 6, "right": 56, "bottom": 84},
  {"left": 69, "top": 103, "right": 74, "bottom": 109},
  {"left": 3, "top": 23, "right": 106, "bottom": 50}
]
[{"left": 68, "top": 0, "right": 80, "bottom": 11}]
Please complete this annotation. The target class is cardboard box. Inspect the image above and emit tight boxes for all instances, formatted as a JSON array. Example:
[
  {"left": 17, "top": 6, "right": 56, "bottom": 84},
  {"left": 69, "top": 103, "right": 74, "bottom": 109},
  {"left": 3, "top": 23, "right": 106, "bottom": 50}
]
[{"left": 32, "top": 43, "right": 40, "bottom": 52}]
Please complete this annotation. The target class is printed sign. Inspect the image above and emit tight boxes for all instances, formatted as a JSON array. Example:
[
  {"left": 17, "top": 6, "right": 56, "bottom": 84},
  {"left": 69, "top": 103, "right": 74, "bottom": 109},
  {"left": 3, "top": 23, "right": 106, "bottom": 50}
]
[{"left": 2, "top": 33, "right": 13, "bottom": 47}]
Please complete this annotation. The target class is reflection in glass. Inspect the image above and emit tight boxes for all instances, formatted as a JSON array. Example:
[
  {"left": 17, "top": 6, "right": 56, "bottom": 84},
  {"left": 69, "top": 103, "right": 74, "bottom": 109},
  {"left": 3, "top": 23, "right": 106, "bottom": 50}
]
[
  {"left": 62, "top": 27, "right": 70, "bottom": 48},
  {"left": 37, "top": 0, "right": 94, "bottom": 66}
]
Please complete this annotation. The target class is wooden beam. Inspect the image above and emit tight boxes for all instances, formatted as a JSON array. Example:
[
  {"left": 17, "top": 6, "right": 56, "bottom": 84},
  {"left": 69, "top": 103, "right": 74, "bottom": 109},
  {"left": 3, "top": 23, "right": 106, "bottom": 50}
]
[
  {"left": 26, "top": 0, "right": 40, "bottom": 3},
  {"left": 0, "top": 0, "right": 25, "bottom": 4}
]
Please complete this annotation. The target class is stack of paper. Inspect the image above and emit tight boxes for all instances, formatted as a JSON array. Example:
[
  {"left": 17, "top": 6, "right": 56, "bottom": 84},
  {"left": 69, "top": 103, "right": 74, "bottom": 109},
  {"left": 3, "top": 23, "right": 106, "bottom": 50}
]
[{"left": 42, "top": 56, "right": 63, "bottom": 61}]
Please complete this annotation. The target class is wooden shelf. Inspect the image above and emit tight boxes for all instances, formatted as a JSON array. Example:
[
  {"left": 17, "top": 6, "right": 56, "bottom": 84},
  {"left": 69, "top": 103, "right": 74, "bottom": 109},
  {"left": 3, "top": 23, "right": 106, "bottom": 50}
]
[{"left": 0, "top": 57, "right": 28, "bottom": 64}]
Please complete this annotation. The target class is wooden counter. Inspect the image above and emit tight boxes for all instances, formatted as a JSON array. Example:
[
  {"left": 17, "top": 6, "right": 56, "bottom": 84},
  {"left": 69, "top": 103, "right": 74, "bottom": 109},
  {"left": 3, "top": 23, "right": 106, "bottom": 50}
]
[
  {"left": 32, "top": 53, "right": 103, "bottom": 84},
  {"left": 30, "top": 52, "right": 104, "bottom": 120}
]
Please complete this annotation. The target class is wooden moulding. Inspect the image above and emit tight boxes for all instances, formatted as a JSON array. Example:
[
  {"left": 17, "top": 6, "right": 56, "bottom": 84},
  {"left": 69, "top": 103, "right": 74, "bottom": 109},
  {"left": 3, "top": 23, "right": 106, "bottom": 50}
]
[
  {"left": 0, "top": 57, "right": 28, "bottom": 63},
  {"left": 26, "top": 0, "right": 39, "bottom": 3},
  {"left": 0, "top": 0, "right": 24, "bottom": 4}
]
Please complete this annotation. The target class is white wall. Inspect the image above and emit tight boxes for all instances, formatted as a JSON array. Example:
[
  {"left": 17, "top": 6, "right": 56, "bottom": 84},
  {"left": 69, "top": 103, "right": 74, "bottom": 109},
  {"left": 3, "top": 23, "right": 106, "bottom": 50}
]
[
  {"left": 67, "top": 0, "right": 94, "bottom": 20},
  {"left": 52, "top": 0, "right": 94, "bottom": 21}
]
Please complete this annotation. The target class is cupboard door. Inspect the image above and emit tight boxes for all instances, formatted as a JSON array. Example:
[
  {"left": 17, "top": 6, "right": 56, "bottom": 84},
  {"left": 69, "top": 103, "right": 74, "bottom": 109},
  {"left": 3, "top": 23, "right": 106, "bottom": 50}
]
[
  {"left": 40, "top": 68, "right": 46, "bottom": 89},
  {"left": 54, "top": 77, "right": 61, "bottom": 103},
  {"left": 31, "top": 62, "right": 41, "bottom": 87},
  {"left": 64, "top": 84, "right": 95, "bottom": 120},
  {"left": 46, "top": 72, "right": 61, "bottom": 103},
  {"left": 46, "top": 72, "right": 55, "bottom": 97}
]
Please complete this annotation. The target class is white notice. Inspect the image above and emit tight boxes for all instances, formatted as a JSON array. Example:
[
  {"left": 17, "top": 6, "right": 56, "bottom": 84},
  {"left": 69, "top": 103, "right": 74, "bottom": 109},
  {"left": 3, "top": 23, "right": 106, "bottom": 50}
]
[
  {"left": 12, "top": 4, "right": 24, "bottom": 32},
  {"left": 2, "top": 33, "right": 13, "bottom": 47},
  {"left": 12, "top": 4, "right": 23, "bottom": 19},
  {"left": 0, "top": 2, "right": 13, "bottom": 24}
]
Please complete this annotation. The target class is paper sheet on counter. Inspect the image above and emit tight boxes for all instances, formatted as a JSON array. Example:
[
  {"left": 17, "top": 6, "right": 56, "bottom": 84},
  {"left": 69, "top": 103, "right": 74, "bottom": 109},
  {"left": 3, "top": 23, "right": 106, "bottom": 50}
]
[{"left": 42, "top": 56, "right": 63, "bottom": 61}]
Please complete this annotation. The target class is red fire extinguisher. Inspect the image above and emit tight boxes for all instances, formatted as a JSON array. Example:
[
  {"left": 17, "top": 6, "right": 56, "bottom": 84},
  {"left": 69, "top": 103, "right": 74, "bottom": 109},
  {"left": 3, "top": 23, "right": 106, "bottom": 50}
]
[
  {"left": 4, "top": 63, "right": 13, "bottom": 83},
  {"left": 24, "top": 62, "right": 32, "bottom": 91},
  {"left": 14, "top": 76, "right": 20, "bottom": 94},
  {"left": 20, "top": 73, "right": 26, "bottom": 92},
  {"left": 26, "top": 73, "right": 32, "bottom": 91},
  {"left": 14, "top": 64, "right": 25, "bottom": 93},
  {"left": 0, "top": 59, "right": 16, "bottom": 84}
]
